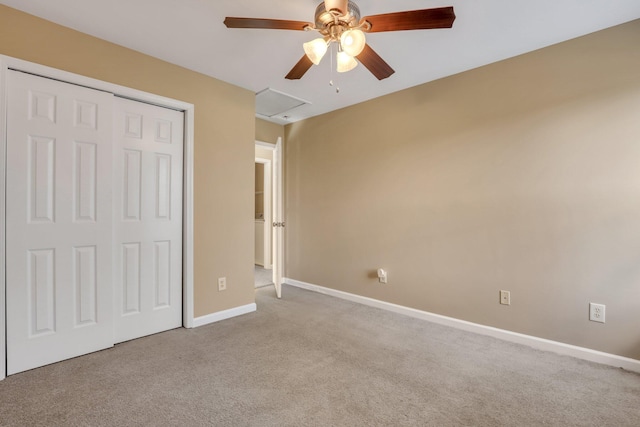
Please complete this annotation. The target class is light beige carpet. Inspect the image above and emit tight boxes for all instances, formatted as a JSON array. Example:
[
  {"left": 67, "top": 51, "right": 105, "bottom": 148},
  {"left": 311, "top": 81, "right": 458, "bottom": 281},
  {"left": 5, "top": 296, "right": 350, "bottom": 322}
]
[{"left": 1, "top": 284, "right": 639, "bottom": 426}]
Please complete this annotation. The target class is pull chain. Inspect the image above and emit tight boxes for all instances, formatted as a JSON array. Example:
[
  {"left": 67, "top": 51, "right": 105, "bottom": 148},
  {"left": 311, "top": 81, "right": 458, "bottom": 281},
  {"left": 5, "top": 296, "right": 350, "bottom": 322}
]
[{"left": 329, "top": 43, "right": 339, "bottom": 93}]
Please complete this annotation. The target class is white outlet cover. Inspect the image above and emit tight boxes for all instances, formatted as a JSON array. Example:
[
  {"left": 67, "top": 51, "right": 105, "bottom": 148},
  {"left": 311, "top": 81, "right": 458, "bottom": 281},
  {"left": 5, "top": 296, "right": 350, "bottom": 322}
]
[
  {"left": 500, "top": 290, "right": 511, "bottom": 305},
  {"left": 589, "top": 303, "right": 605, "bottom": 323}
]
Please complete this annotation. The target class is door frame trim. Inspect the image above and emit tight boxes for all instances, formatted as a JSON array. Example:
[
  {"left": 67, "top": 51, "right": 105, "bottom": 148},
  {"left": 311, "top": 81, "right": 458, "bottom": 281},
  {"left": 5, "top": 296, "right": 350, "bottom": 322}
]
[
  {"left": 0, "top": 55, "right": 196, "bottom": 380},
  {"left": 254, "top": 139, "right": 283, "bottom": 294}
]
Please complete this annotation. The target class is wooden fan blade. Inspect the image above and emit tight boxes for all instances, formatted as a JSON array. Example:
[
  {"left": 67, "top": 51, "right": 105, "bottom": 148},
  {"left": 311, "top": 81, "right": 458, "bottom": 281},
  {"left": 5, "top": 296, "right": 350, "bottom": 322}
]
[
  {"left": 356, "top": 44, "right": 395, "bottom": 80},
  {"left": 363, "top": 6, "right": 456, "bottom": 33},
  {"left": 224, "top": 17, "right": 310, "bottom": 31},
  {"left": 285, "top": 55, "right": 314, "bottom": 80}
]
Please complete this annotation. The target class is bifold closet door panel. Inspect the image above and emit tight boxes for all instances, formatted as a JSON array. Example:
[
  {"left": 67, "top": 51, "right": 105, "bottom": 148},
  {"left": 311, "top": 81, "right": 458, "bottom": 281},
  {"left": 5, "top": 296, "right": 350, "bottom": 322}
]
[
  {"left": 6, "top": 70, "right": 115, "bottom": 375},
  {"left": 113, "top": 97, "right": 183, "bottom": 343}
]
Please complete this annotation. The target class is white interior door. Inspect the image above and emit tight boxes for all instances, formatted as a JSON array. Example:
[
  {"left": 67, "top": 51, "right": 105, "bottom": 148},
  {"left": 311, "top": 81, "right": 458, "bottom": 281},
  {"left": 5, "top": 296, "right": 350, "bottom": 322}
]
[
  {"left": 113, "top": 97, "right": 183, "bottom": 343},
  {"left": 6, "top": 70, "right": 115, "bottom": 374},
  {"left": 272, "top": 137, "right": 284, "bottom": 298}
]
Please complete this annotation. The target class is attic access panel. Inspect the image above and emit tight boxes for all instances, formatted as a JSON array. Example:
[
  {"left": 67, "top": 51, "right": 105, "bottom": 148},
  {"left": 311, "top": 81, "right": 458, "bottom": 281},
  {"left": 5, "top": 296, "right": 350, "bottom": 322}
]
[{"left": 255, "top": 88, "right": 310, "bottom": 118}]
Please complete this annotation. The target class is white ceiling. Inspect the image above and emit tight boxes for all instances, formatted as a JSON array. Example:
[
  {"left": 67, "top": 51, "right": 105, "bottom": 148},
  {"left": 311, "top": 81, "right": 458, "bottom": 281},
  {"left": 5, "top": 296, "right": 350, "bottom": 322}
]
[{"left": 3, "top": 0, "right": 640, "bottom": 124}]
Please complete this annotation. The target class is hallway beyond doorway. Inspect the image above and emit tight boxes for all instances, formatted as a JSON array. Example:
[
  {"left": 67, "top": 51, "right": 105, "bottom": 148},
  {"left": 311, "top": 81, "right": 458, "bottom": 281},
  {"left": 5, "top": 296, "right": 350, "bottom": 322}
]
[{"left": 254, "top": 265, "right": 272, "bottom": 288}]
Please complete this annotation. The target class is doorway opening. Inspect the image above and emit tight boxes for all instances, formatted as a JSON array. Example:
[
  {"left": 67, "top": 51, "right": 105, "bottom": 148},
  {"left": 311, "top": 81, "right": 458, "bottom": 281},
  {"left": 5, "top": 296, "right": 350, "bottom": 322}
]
[
  {"left": 254, "top": 159, "right": 272, "bottom": 288},
  {"left": 254, "top": 139, "right": 284, "bottom": 297}
]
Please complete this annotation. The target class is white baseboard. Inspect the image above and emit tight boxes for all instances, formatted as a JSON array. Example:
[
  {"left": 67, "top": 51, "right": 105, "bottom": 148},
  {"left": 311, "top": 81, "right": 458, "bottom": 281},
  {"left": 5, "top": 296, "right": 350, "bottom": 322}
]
[
  {"left": 193, "top": 303, "right": 257, "bottom": 328},
  {"left": 284, "top": 278, "right": 640, "bottom": 374}
]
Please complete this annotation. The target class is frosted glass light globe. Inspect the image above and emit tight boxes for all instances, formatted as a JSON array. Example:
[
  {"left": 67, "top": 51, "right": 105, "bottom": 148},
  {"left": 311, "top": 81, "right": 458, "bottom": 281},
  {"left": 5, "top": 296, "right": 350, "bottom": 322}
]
[
  {"left": 303, "top": 38, "right": 328, "bottom": 65},
  {"left": 340, "top": 29, "right": 366, "bottom": 57}
]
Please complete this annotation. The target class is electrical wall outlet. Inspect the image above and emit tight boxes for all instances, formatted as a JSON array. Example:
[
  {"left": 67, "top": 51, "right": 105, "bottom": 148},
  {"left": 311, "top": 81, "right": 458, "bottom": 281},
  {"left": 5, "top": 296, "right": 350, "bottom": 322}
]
[
  {"left": 218, "top": 277, "right": 227, "bottom": 291},
  {"left": 377, "top": 268, "right": 388, "bottom": 284},
  {"left": 499, "top": 290, "right": 511, "bottom": 305},
  {"left": 589, "top": 303, "right": 605, "bottom": 323}
]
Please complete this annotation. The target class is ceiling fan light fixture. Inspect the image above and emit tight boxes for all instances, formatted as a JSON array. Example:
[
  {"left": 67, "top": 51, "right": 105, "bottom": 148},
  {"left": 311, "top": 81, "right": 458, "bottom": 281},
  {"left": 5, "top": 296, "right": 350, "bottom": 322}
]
[
  {"left": 337, "top": 50, "right": 358, "bottom": 73},
  {"left": 303, "top": 38, "right": 328, "bottom": 65},
  {"left": 225, "top": 4, "right": 456, "bottom": 81},
  {"left": 340, "top": 28, "right": 366, "bottom": 56}
]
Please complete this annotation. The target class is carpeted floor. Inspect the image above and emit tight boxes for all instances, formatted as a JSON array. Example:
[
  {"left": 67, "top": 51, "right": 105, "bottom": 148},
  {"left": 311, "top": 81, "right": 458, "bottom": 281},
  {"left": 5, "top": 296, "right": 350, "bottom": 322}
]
[{"left": 1, "top": 284, "right": 639, "bottom": 426}]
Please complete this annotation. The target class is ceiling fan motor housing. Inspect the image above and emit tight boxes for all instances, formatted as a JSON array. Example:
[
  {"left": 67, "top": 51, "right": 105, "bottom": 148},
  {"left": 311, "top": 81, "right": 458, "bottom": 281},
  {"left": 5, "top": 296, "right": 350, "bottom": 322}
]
[
  {"left": 323, "top": 0, "right": 349, "bottom": 15},
  {"left": 315, "top": 0, "right": 361, "bottom": 35}
]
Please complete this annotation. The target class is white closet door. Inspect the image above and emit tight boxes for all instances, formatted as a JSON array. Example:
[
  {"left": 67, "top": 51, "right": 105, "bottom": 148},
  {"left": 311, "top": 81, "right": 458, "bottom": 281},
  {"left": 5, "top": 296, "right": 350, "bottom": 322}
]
[
  {"left": 6, "top": 71, "right": 115, "bottom": 374},
  {"left": 113, "top": 97, "right": 183, "bottom": 343}
]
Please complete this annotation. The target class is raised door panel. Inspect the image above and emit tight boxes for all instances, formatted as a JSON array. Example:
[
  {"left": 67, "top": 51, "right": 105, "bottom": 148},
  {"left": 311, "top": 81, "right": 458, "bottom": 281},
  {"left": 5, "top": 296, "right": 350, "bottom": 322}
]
[
  {"left": 154, "top": 154, "right": 172, "bottom": 220},
  {"left": 27, "top": 249, "right": 56, "bottom": 336},
  {"left": 73, "top": 245, "right": 97, "bottom": 326},
  {"left": 29, "top": 136, "right": 56, "bottom": 223},
  {"left": 73, "top": 142, "right": 97, "bottom": 222},
  {"left": 154, "top": 241, "right": 171, "bottom": 308},
  {"left": 122, "top": 150, "right": 142, "bottom": 221},
  {"left": 122, "top": 242, "right": 142, "bottom": 314}
]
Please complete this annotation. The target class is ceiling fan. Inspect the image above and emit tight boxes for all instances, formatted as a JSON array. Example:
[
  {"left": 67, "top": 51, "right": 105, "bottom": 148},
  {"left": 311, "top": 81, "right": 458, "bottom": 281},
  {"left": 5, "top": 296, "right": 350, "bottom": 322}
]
[{"left": 224, "top": 0, "right": 456, "bottom": 81}]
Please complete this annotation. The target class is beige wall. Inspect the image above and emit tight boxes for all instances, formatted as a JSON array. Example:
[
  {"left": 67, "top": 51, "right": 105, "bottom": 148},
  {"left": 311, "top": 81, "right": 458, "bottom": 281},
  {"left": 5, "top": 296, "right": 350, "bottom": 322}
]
[
  {"left": 285, "top": 20, "right": 640, "bottom": 359},
  {"left": 0, "top": 5, "right": 257, "bottom": 317},
  {"left": 256, "top": 118, "right": 284, "bottom": 144},
  {"left": 255, "top": 146, "right": 274, "bottom": 161}
]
